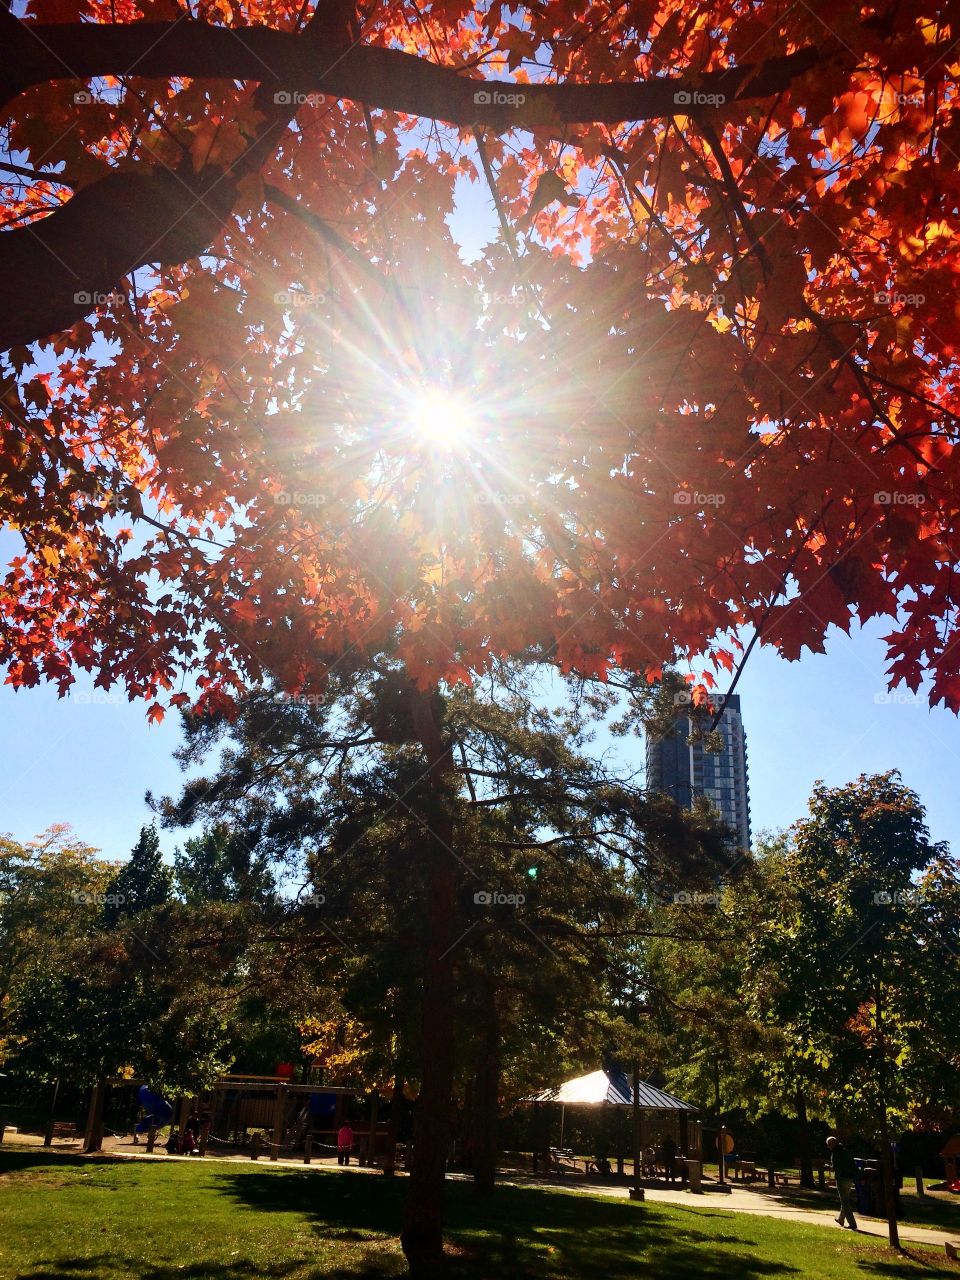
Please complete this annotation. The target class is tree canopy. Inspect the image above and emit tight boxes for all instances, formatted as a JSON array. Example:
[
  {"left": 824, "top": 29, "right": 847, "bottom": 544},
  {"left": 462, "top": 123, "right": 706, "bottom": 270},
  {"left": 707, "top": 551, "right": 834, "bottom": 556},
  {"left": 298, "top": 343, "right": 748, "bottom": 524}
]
[{"left": 2, "top": 0, "right": 960, "bottom": 710}]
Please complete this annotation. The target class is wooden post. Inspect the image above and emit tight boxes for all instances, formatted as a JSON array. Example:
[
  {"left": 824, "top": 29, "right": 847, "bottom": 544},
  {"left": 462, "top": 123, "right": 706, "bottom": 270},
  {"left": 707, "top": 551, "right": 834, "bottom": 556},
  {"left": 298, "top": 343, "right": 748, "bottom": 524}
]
[
  {"left": 198, "top": 1124, "right": 209, "bottom": 1157},
  {"left": 270, "top": 1084, "right": 287, "bottom": 1162},
  {"left": 365, "top": 1091, "right": 380, "bottom": 1168},
  {"left": 44, "top": 1080, "right": 60, "bottom": 1148},
  {"left": 146, "top": 1126, "right": 157, "bottom": 1153},
  {"left": 718, "top": 1126, "right": 727, "bottom": 1185},
  {"left": 304, "top": 1134, "right": 313, "bottom": 1165},
  {"left": 83, "top": 1079, "right": 107, "bottom": 1153},
  {"left": 915, "top": 1166, "right": 925, "bottom": 1197},
  {"left": 629, "top": 1063, "right": 644, "bottom": 1201},
  {"left": 817, "top": 1163, "right": 826, "bottom": 1190},
  {"left": 251, "top": 1132, "right": 262, "bottom": 1160}
]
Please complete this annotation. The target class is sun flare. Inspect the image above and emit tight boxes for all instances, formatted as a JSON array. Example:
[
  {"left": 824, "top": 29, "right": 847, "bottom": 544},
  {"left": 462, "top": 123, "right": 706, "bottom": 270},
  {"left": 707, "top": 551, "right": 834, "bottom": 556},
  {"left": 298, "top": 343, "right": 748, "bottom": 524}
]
[{"left": 408, "top": 388, "right": 476, "bottom": 450}]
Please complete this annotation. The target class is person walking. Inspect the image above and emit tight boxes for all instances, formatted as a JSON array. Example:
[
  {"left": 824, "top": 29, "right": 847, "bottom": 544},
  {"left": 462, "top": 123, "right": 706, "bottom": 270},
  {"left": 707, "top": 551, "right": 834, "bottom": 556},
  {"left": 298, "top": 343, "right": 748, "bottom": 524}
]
[
  {"left": 337, "top": 1121, "right": 354, "bottom": 1166},
  {"left": 826, "top": 1136, "right": 859, "bottom": 1230}
]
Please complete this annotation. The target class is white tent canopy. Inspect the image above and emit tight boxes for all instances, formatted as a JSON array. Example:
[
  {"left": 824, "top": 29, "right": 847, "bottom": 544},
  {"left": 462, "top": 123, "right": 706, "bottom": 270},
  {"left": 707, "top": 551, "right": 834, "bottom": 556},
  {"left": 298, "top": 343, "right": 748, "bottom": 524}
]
[{"left": 528, "top": 1068, "right": 696, "bottom": 1112}]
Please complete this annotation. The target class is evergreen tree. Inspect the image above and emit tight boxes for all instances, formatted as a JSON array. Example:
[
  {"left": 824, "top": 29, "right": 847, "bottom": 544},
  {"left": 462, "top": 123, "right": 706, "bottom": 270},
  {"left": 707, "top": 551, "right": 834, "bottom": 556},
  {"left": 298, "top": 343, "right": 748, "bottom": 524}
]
[{"left": 102, "top": 825, "right": 172, "bottom": 926}]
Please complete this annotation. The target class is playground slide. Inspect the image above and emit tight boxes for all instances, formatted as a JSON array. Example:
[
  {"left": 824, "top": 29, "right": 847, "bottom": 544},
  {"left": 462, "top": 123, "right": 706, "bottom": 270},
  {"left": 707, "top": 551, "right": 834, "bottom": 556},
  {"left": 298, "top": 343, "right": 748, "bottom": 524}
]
[{"left": 135, "top": 1085, "right": 173, "bottom": 1133}]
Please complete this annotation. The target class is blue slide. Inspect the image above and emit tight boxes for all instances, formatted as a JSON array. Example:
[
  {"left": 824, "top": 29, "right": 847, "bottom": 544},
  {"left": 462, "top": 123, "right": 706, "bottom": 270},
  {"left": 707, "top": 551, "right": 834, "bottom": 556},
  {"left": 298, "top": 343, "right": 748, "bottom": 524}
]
[{"left": 136, "top": 1085, "right": 173, "bottom": 1133}]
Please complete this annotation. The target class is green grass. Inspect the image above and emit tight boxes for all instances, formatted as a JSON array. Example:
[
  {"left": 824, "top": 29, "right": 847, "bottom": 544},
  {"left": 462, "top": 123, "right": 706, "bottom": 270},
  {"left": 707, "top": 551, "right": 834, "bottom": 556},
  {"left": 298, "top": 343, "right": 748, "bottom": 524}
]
[{"left": 0, "top": 1147, "right": 957, "bottom": 1279}]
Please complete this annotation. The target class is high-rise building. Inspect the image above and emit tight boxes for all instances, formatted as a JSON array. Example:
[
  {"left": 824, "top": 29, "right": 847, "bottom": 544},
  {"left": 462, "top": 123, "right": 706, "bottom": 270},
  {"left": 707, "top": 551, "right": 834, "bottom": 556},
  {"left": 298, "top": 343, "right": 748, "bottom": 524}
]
[{"left": 645, "top": 693, "right": 751, "bottom": 851}]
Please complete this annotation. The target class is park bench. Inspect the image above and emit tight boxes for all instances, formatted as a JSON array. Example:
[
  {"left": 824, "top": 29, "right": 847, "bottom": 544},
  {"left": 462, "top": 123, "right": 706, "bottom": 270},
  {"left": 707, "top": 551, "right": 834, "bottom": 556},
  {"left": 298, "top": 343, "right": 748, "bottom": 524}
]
[
  {"left": 755, "top": 1167, "right": 791, "bottom": 1186},
  {"left": 43, "top": 1121, "right": 79, "bottom": 1146},
  {"left": 549, "top": 1148, "right": 589, "bottom": 1176}
]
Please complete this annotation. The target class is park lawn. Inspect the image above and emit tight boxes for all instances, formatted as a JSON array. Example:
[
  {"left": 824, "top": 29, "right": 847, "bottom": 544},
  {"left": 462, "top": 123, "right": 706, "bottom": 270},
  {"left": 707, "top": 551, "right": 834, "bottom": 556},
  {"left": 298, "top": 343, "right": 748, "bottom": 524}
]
[{"left": 0, "top": 1148, "right": 956, "bottom": 1280}]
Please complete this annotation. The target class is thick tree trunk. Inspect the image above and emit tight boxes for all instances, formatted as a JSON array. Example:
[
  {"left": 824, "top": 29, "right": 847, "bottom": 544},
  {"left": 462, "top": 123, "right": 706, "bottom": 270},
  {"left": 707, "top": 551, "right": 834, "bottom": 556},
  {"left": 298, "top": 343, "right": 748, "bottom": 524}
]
[
  {"left": 471, "top": 977, "right": 499, "bottom": 1196},
  {"left": 796, "top": 1085, "right": 815, "bottom": 1189},
  {"left": 400, "top": 689, "right": 459, "bottom": 1276}
]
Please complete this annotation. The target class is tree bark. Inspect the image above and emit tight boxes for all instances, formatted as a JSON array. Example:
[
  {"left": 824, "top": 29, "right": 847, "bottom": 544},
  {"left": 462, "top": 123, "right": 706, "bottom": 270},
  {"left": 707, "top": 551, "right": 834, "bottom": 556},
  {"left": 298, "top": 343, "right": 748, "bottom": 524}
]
[
  {"left": 874, "top": 975, "right": 901, "bottom": 1250},
  {"left": 471, "top": 975, "right": 499, "bottom": 1196},
  {"left": 400, "top": 687, "right": 459, "bottom": 1276},
  {"left": 796, "top": 1085, "right": 815, "bottom": 1190}
]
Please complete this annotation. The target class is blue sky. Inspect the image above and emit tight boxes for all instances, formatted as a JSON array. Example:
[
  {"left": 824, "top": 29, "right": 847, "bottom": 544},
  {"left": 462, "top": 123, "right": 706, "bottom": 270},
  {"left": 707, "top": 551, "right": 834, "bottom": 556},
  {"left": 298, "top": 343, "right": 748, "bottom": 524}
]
[{"left": 1, "top": 616, "right": 957, "bottom": 858}]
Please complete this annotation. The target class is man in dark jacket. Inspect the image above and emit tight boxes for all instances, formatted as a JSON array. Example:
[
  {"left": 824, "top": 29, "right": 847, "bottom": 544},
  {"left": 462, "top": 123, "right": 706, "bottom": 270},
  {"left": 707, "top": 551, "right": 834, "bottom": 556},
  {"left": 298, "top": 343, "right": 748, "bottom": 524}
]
[{"left": 826, "top": 1136, "right": 858, "bottom": 1229}]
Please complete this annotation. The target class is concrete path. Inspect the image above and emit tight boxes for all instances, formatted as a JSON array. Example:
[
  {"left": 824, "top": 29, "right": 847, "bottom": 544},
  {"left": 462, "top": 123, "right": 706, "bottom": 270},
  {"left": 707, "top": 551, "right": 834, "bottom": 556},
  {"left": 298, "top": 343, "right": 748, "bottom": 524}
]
[{"left": 498, "top": 1173, "right": 960, "bottom": 1250}]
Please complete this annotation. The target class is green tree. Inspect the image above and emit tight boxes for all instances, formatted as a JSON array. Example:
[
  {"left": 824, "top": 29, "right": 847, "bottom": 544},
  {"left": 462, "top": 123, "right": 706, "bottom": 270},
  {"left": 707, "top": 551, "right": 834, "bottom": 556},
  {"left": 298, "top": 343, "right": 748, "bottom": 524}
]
[
  {"left": 745, "top": 772, "right": 960, "bottom": 1247},
  {"left": 174, "top": 823, "right": 275, "bottom": 906},
  {"left": 102, "top": 825, "right": 172, "bottom": 926}
]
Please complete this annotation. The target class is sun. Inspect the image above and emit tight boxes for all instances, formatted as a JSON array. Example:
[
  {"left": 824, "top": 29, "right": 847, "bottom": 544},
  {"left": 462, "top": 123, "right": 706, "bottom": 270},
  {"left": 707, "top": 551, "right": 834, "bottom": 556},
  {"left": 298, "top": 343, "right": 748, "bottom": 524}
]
[{"left": 407, "top": 387, "right": 477, "bottom": 450}]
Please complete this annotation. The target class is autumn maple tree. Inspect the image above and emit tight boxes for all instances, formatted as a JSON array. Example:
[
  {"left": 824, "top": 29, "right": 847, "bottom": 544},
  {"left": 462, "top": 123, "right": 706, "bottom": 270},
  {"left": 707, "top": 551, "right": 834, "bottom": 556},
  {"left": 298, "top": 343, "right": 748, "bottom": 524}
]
[{"left": 2, "top": 0, "right": 960, "bottom": 1268}]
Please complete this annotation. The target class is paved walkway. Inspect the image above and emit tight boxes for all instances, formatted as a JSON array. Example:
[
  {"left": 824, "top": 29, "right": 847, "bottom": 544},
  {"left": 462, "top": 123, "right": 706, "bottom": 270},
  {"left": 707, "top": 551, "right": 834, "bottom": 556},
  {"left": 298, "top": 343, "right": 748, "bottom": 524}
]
[{"left": 498, "top": 1173, "right": 960, "bottom": 1250}]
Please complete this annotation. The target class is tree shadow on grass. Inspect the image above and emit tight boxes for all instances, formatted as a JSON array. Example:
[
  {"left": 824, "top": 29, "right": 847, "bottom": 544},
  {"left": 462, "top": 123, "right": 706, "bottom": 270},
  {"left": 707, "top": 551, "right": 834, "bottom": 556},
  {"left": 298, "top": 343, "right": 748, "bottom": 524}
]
[
  {"left": 220, "top": 1170, "right": 801, "bottom": 1280},
  {"left": 0, "top": 1150, "right": 91, "bottom": 1176}
]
